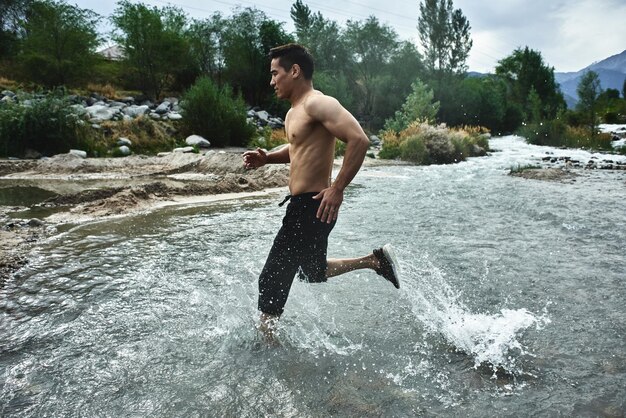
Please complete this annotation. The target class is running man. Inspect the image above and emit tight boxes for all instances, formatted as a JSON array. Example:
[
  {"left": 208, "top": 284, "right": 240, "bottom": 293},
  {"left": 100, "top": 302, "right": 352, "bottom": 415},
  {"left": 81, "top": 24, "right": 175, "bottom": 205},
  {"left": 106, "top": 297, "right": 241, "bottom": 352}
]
[{"left": 243, "top": 44, "right": 399, "bottom": 337}]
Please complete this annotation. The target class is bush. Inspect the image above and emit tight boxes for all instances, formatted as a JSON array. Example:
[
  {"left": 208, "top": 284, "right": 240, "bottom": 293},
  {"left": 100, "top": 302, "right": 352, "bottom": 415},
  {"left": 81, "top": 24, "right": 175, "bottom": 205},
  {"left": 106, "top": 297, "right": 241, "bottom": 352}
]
[
  {"left": 378, "top": 130, "right": 402, "bottom": 159},
  {"left": 399, "top": 134, "right": 427, "bottom": 163},
  {"left": 378, "top": 122, "right": 489, "bottom": 164},
  {"left": 0, "top": 91, "right": 94, "bottom": 157},
  {"left": 99, "top": 116, "right": 177, "bottom": 155},
  {"left": 248, "top": 127, "right": 288, "bottom": 150},
  {"left": 335, "top": 140, "right": 346, "bottom": 157},
  {"left": 518, "top": 120, "right": 612, "bottom": 150},
  {"left": 517, "top": 120, "right": 567, "bottom": 147},
  {"left": 180, "top": 77, "right": 254, "bottom": 147}
]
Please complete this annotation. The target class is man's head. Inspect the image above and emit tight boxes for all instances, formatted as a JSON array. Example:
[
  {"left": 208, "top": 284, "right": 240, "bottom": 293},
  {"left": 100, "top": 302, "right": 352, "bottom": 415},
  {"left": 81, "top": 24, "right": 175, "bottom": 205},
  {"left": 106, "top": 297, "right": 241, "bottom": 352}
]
[{"left": 268, "top": 43, "right": 314, "bottom": 80}]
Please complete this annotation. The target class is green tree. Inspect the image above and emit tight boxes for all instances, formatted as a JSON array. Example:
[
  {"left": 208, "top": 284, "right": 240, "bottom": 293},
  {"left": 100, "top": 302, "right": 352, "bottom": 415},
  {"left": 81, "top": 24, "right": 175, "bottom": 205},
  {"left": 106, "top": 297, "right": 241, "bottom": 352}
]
[
  {"left": 185, "top": 14, "right": 225, "bottom": 83},
  {"left": 220, "top": 8, "right": 293, "bottom": 108},
  {"left": 384, "top": 79, "right": 439, "bottom": 131},
  {"left": 576, "top": 70, "right": 602, "bottom": 137},
  {"left": 344, "top": 16, "right": 400, "bottom": 129},
  {"left": 111, "top": 1, "right": 191, "bottom": 99},
  {"left": 290, "top": 1, "right": 350, "bottom": 73},
  {"left": 416, "top": 0, "right": 471, "bottom": 124},
  {"left": 417, "top": 0, "right": 472, "bottom": 76},
  {"left": 16, "top": 0, "right": 100, "bottom": 87},
  {"left": 0, "top": 0, "right": 32, "bottom": 59},
  {"left": 495, "top": 47, "right": 565, "bottom": 124},
  {"left": 526, "top": 86, "right": 542, "bottom": 123}
]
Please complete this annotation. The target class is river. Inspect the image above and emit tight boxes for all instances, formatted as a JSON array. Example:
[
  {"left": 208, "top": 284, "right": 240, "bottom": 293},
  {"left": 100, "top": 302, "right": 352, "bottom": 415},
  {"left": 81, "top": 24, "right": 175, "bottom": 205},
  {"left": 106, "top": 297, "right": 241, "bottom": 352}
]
[{"left": 1, "top": 136, "right": 625, "bottom": 417}]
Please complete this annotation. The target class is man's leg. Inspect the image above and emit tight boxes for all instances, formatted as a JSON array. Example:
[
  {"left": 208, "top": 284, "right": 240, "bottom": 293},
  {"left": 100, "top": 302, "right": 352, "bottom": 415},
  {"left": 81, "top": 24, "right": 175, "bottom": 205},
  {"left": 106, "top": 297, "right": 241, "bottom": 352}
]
[
  {"left": 325, "top": 254, "right": 379, "bottom": 278},
  {"left": 326, "top": 245, "right": 401, "bottom": 288}
]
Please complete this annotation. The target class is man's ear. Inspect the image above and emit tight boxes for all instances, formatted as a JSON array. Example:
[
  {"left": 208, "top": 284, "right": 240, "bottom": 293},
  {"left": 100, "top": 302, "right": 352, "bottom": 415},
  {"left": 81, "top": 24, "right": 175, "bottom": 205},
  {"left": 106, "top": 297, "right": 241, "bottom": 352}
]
[{"left": 290, "top": 64, "right": 301, "bottom": 79}]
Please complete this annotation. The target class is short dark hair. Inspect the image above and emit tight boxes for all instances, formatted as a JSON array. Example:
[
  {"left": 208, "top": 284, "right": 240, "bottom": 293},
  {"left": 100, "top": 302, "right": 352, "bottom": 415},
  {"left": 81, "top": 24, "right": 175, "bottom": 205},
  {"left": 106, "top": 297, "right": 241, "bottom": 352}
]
[{"left": 268, "top": 43, "right": 314, "bottom": 80}]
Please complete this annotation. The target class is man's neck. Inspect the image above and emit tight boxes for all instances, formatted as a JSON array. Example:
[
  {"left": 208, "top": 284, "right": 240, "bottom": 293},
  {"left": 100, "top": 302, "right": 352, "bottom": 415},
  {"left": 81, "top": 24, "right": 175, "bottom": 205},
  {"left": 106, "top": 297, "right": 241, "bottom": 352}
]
[{"left": 289, "top": 83, "right": 314, "bottom": 107}]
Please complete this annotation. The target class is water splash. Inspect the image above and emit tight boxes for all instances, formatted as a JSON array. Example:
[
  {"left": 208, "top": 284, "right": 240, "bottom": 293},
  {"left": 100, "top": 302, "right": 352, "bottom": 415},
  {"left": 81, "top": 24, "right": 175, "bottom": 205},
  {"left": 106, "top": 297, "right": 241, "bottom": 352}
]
[{"left": 400, "top": 251, "right": 549, "bottom": 377}]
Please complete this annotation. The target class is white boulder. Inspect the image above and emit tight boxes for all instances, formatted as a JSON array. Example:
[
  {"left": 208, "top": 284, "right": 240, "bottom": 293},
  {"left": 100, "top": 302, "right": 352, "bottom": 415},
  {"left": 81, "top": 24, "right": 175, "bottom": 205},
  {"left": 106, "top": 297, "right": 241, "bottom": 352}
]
[
  {"left": 69, "top": 149, "right": 87, "bottom": 158},
  {"left": 173, "top": 146, "right": 195, "bottom": 153},
  {"left": 185, "top": 135, "right": 211, "bottom": 148}
]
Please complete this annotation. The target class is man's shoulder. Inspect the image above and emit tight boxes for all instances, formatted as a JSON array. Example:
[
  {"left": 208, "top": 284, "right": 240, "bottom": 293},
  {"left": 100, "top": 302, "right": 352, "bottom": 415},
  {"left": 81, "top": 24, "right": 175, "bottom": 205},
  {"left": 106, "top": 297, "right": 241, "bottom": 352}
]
[{"left": 304, "top": 92, "right": 341, "bottom": 118}]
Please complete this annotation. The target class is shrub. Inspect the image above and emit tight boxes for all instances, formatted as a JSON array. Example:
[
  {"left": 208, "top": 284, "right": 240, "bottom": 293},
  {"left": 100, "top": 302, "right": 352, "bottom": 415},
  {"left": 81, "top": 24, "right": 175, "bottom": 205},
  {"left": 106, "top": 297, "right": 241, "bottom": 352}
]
[
  {"left": 517, "top": 120, "right": 566, "bottom": 147},
  {"left": 378, "top": 130, "right": 402, "bottom": 159},
  {"left": 248, "top": 127, "right": 288, "bottom": 150},
  {"left": 399, "top": 134, "right": 427, "bottom": 163},
  {"left": 518, "top": 120, "right": 613, "bottom": 151},
  {"left": 0, "top": 91, "right": 94, "bottom": 157},
  {"left": 335, "top": 140, "right": 346, "bottom": 157},
  {"left": 99, "top": 116, "right": 177, "bottom": 155},
  {"left": 378, "top": 122, "right": 490, "bottom": 164},
  {"left": 180, "top": 77, "right": 254, "bottom": 147}
]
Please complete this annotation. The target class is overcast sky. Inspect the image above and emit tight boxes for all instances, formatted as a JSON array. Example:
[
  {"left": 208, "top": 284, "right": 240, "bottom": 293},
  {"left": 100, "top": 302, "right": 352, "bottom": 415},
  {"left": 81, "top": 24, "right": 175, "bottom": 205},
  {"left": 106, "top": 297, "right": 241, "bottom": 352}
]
[{"left": 75, "top": 0, "right": 626, "bottom": 73}]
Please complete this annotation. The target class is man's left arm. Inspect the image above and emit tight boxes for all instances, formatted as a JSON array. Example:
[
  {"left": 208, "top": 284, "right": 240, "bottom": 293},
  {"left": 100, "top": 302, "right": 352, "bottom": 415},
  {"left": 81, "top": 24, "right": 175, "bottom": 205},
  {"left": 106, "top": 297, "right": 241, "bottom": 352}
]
[{"left": 308, "top": 96, "right": 370, "bottom": 223}]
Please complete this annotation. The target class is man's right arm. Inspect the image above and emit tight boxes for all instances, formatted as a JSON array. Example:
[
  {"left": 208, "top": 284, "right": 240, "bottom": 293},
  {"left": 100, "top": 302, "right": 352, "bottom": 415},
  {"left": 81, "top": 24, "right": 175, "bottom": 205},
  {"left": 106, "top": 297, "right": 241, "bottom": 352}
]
[{"left": 243, "top": 144, "right": 290, "bottom": 169}]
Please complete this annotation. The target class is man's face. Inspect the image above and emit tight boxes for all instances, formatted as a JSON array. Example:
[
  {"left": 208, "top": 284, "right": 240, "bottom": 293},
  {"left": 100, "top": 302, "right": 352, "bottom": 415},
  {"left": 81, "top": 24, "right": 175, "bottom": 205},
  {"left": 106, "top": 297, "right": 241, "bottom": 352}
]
[{"left": 270, "top": 58, "right": 291, "bottom": 99}]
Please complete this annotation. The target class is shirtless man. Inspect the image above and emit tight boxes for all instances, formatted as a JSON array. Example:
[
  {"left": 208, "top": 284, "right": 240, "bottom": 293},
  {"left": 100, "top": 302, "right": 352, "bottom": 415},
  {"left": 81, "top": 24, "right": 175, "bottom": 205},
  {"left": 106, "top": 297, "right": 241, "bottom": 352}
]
[{"left": 243, "top": 44, "right": 399, "bottom": 336}]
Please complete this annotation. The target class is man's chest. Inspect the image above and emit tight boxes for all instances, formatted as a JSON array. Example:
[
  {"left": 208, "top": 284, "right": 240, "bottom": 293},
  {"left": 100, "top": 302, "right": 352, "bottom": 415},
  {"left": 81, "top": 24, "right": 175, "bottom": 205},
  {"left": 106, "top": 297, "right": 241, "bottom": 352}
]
[{"left": 285, "top": 110, "right": 318, "bottom": 145}]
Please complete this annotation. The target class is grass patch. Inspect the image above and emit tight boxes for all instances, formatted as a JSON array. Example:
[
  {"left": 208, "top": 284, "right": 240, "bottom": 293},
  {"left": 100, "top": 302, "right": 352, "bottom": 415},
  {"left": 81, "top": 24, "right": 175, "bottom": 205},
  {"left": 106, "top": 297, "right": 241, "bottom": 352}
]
[{"left": 98, "top": 116, "right": 179, "bottom": 155}]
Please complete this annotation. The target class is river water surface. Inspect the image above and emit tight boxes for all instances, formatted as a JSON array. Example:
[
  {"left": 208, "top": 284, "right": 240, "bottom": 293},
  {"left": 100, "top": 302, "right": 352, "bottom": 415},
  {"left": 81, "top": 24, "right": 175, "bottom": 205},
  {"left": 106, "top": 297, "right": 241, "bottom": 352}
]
[{"left": 1, "top": 136, "right": 625, "bottom": 417}]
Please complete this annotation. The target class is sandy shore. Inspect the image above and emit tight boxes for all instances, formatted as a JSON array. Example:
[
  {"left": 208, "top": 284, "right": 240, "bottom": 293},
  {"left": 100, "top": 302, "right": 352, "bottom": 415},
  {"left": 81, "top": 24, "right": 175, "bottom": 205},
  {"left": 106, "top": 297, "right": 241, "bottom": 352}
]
[{"left": 0, "top": 150, "right": 293, "bottom": 280}]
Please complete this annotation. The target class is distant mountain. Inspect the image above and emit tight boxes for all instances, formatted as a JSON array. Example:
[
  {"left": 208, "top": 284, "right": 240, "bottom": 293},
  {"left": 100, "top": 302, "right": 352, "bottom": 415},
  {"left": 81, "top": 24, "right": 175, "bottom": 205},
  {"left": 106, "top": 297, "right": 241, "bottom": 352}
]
[{"left": 555, "top": 49, "right": 626, "bottom": 107}]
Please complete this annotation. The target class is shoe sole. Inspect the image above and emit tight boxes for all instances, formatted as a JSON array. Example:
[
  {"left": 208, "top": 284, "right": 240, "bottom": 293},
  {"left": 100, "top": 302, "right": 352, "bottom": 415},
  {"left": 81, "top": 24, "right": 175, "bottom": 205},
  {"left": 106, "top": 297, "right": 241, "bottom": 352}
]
[{"left": 382, "top": 244, "right": 400, "bottom": 289}]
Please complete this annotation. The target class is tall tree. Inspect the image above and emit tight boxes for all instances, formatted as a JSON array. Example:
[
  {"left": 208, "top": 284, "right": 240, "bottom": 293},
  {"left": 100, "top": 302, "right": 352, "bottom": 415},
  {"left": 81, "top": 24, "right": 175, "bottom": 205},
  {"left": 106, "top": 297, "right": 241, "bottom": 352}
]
[
  {"left": 495, "top": 47, "right": 565, "bottom": 123},
  {"left": 0, "top": 0, "right": 32, "bottom": 59},
  {"left": 17, "top": 0, "right": 100, "bottom": 87},
  {"left": 417, "top": 0, "right": 472, "bottom": 76},
  {"left": 186, "top": 14, "right": 226, "bottom": 83},
  {"left": 111, "top": 0, "right": 191, "bottom": 99},
  {"left": 220, "top": 7, "right": 293, "bottom": 108},
  {"left": 576, "top": 70, "right": 602, "bottom": 137},
  {"left": 344, "top": 16, "right": 399, "bottom": 128},
  {"left": 417, "top": 0, "right": 471, "bottom": 124}
]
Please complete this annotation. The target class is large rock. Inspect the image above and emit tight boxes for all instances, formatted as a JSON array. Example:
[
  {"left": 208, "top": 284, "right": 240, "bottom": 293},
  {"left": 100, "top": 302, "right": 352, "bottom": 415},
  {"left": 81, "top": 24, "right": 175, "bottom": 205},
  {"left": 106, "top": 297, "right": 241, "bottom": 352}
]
[
  {"left": 256, "top": 110, "right": 270, "bottom": 122},
  {"left": 167, "top": 112, "right": 182, "bottom": 120},
  {"left": 69, "top": 149, "right": 87, "bottom": 158},
  {"left": 85, "top": 104, "right": 117, "bottom": 121},
  {"left": 123, "top": 105, "right": 150, "bottom": 118},
  {"left": 155, "top": 101, "right": 171, "bottom": 114},
  {"left": 173, "top": 146, "right": 195, "bottom": 153},
  {"left": 117, "top": 137, "right": 132, "bottom": 146},
  {"left": 118, "top": 145, "right": 131, "bottom": 156},
  {"left": 185, "top": 135, "right": 211, "bottom": 148}
]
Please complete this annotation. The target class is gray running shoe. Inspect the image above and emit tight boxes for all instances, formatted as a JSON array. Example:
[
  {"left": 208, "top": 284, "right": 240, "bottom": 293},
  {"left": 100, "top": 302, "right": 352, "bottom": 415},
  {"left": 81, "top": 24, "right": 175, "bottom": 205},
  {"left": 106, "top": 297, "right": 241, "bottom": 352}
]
[{"left": 373, "top": 244, "right": 400, "bottom": 289}]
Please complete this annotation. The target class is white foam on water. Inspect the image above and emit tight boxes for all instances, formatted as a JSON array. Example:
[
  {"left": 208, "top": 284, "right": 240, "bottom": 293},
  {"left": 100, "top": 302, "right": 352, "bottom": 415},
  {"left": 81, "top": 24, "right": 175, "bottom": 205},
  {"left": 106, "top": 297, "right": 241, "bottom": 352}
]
[{"left": 400, "top": 251, "right": 550, "bottom": 377}]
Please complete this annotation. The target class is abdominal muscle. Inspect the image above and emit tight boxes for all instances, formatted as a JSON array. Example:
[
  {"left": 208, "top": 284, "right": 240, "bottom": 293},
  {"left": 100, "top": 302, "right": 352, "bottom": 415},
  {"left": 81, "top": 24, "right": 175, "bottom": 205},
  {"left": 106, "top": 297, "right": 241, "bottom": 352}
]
[{"left": 288, "top": 137, "right": 335, "bottom": 195}]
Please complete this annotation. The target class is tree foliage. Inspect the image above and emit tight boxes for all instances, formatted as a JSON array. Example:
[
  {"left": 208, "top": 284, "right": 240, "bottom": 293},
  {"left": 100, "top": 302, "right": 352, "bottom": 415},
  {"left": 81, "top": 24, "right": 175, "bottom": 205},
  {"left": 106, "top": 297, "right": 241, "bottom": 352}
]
[
  {"left": 417, "top": 0, "right": 472, "bottom": 75},
  {"left": 495, "top": 47, "right": 565, "bottom": 121},
  {"left": 180, "top": 76, "right": 254, "bottom": 147},
  {"left": 16, "top": 0, "right": 100, "bottom": 87},
  {"left": 576, "top": 70, "right": 602, "bottom": 136},
  {"left": 111, "top": 1, "right": 192, "bottom": 99},
  {"left": 384, "top": 80, "right": 439, "bottom": 131}
]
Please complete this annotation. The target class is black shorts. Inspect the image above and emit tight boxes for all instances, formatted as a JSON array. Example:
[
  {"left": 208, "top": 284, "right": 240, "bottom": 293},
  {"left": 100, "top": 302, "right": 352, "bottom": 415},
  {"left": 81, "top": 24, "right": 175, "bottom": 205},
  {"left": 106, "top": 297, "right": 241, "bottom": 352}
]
[{"left": 258, "top": 192, "right": 336, "bottom": 316}]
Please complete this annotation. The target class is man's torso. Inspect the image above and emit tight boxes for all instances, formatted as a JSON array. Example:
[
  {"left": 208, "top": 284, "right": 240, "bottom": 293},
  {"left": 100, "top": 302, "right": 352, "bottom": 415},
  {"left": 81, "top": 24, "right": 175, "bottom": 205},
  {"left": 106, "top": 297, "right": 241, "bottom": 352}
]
[{"left": 285, "top": 92, "right": 336, "bottom": 195}]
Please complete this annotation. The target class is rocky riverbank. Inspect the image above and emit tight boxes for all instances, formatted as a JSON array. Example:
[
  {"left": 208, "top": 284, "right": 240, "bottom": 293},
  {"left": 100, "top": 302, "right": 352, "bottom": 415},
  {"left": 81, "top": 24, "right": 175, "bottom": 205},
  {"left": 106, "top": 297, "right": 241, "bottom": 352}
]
[{"left": 0, "top": 149, "right": 290, "bottom": 282}]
